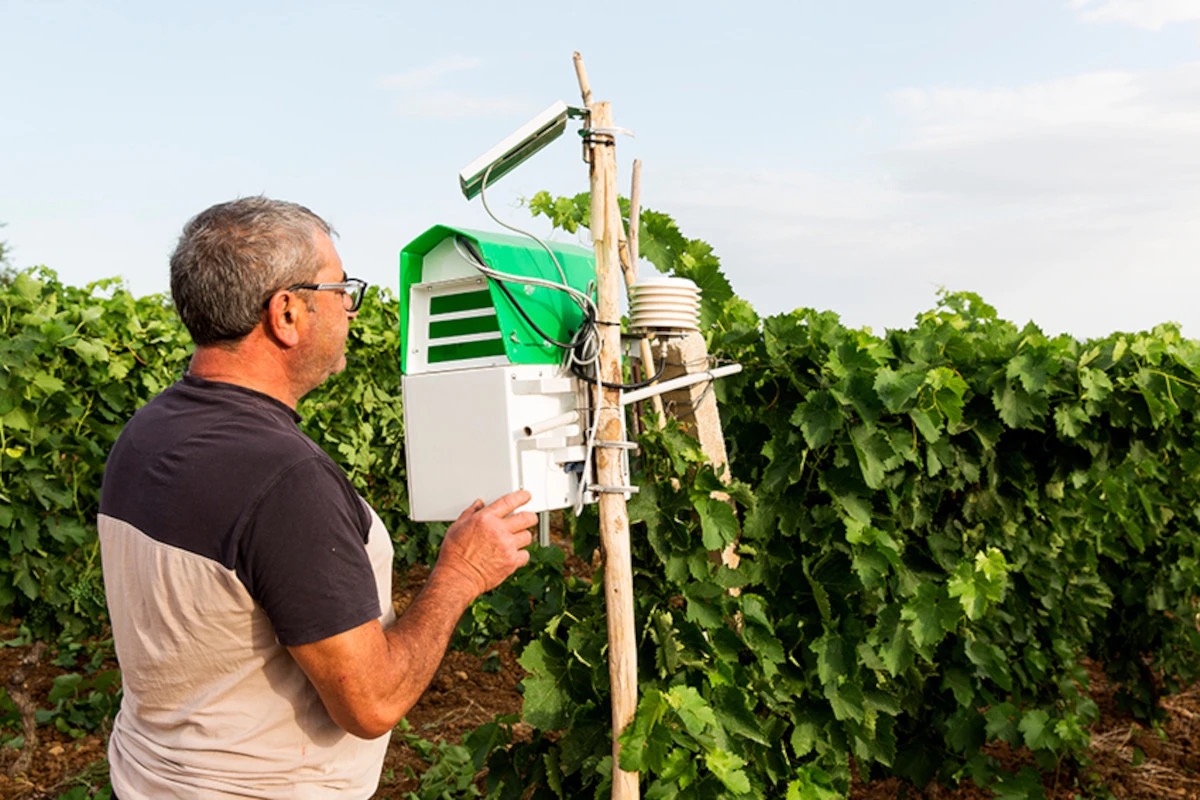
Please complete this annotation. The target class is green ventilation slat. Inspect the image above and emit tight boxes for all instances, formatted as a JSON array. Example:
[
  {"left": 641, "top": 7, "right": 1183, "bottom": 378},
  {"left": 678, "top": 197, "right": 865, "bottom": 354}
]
[
  {"left": 430, "top": 290, "right": 493, "bottom": 315},
  {"left": 428, "top": 338, "right": 507, "bottom": 364},
  {"left": 429, "top": 315, "right": 501, "bottom": 338}
]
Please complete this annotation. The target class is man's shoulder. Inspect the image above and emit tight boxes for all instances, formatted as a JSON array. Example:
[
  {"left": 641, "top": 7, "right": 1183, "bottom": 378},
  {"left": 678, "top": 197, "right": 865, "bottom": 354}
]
[
  {"left": 106, "top": 376, "right": 341, "bottom": 509},
  {"left": 101, "top": 377, "right": 354, "bottom": 563},
  {"left": 126, "top": 377, "right": 319, "bottom": 458}
]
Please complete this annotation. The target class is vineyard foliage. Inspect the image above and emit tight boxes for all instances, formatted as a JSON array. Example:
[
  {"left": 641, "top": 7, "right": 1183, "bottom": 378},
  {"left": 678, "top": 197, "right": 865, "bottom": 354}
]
[
  {"left": 481, "top": 193, "right": 1200, "bottom": 797},
  {"left": 0, "top": 270, "right": 416, "bottom": 643},
  {"left": 2, "top": 199, "right": 1200, "bottom": 798}
]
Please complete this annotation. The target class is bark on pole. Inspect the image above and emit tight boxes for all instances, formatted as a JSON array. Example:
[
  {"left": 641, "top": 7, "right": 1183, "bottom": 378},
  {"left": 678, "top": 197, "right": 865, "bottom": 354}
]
[{"left": 575, "top": 52, "right": 641, "bottom": 800}]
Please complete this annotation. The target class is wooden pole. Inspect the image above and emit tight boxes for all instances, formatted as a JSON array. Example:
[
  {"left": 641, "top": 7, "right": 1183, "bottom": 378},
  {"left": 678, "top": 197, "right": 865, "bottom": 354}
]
[
  {"left": 628, "top": 160, "right": 641, "bottom": 274},
  {"left": 618, "top": 161, "right": 665, "bottom": 422},
  {"left": 575, "top": 52, "right": 640, "bottom": 800},
  {"left": 573, "top": 51, "right": 593, "bottom": 106}
]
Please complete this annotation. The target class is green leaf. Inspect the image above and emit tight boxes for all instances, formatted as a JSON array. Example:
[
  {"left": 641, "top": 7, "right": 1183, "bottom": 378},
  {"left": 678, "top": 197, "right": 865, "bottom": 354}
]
[
  {"left": 704, "top": 749, "right": 751, "bottom": 794},
  {"left": 666, "top": 685, "right": 716, "bottom": 738},
  {"left": 517, "top": 641, "right": 570, "bottom": 729},
  {"left": 947, "top": 548, "right": 1009, "bottom": 620},
  {"left": 985, "top": 701, "right": 1020, "bottom": 743},
  {"left": 3, "top": 407, "right": 32, "bottom": 431},
  {"left": 942, "top": 668, "right": 976, "bottom": 707},
  {"left": 850, "top": 424, "right": 895, "bottom": 489},
  {"left": 1080, "top": 366, "right": 1113, "bottom": 402},
  {"left": 30, "top": 372, "right": 65, "bottom": 394},
  {"left": 12, "top": 271, "right": 44, "bottom": 301},
  {"left": 909, "top": 407, "right": 943, "bottom": 443},
  {"left": 991, "top": 766, "right": 1047, "bottom": 800},
  {"left": 45, "top": 518, "right": 88, "bottom": 545},
  {"left": 802, "top": 557, "right": 834, "bottom": 623},
  {"left": 684, "top": 582, "right": 725, "bottom": 629},
  {"left": 901, "top": 583, "right": 958, "bottom": 653},
  {"left": 870, "top": 607, "right": 914, "bottom": 677},
  {"left": 791, "top": 391, "right": 842, "bottom": 449},
  {"left": 993, "top": 383, "right": 1046, "bottom": 429},
  {"left": 1053, "top": 403, "right": 1089, "bottom": 438},
  {"left": 1018, "top": 708, "right": 1059, "bottom": 752},
  {"left": 786, "top": 765, "right": 842, "bottom": 800},
  {"left": 929, "top": 367, "right": 968, "bottom": 427},
  {"left": 811, "top": 630, "right": 852, "bottom": 687},
  {"left": 790, "top": 719, "right": 820, "bottom": 758},
  {"left": 15, "top": 565, "right": 38, "bottom": 601},
  {"left": 71, "top": 338, "right": 109, "bottom": 364},
  {"left": 712, "top": 685, "right": 768, "bottom": 745},
  {"left": 696, "top": 495, "right": 738, "bottom": 550},
  {"left": 620, "top": 688, "right": 670, "bottom": 772},
  {"left": 965, "top": 638, "right": 1014, "bottom": 692},
  {"left": 945, "top": 707, "right": 985, "bottom": 754},
  {"left": 1007, "top": 352, "right": 1049, "bottom": 393},
  {"left": 874, "top": 367, "right": 926, "bottom": 413},
  {"left": 825, "top": 679, "right": 866, "bottom": 723},
  {"left": 831, "top": 489, "right": 873, "bottom": 526}
]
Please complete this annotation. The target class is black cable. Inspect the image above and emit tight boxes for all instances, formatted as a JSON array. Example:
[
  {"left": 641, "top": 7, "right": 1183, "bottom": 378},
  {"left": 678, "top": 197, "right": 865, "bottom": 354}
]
[
  {"left": 569, "top": 335, "right": 669, "bottom": 390},
  {"left": 456, "top": 235, "right": 576, "bottom": 350},
  {"left": 456, "top": 234, "right": 668, "bottom": 391},
  {"left": 493, "top": 278, "right": 577, "bottom": 349}
]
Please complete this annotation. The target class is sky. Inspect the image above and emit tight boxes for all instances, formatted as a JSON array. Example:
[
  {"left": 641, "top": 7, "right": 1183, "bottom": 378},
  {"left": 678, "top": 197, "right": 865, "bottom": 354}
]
[{"left": 3, "top": 0, "right": 1200, "bottom": 340}]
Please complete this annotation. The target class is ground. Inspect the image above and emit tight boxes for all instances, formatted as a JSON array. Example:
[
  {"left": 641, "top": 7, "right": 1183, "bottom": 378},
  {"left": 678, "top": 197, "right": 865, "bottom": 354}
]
[{"left": 1, "top": 563, "right": 1197, "bottom": 799}]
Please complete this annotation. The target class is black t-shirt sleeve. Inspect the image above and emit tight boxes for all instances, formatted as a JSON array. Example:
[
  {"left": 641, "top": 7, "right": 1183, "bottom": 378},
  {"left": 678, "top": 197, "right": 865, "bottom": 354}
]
[{"left": 237, "top": 456, "right": 382, "bottom": 646}]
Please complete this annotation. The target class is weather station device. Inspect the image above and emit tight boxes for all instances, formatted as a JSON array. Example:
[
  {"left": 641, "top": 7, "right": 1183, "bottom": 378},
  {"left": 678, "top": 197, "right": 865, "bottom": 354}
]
[
  {"left": 399, "top": 58, "right": 742, "bottom": 800},
  {"left": 398, "top": 99, "right": 740, "bottom": 523}
]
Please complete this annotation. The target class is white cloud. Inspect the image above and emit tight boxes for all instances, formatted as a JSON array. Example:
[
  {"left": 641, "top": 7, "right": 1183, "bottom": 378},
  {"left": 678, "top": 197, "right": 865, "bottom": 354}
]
[
  {"left": 380, "top": 55, "right": 529, "bottom": 119},
  {"left": 380, "top": 55, "right": 483, "bottom": 90},
  {"left": 886, "top": 62, "right": 1200, "bottom": 201},
  {"left": 398, "top": 89, "right": 531, "bottom": 120},
  {"left": 1070, "top": 0, "right": 1200, "bottom": 30},
  {"left": 892, "top": 66, "right": 1200, "bottom": 146},
  {"left": 652, "top": 60, "right": 1200, "bottom": 339}
]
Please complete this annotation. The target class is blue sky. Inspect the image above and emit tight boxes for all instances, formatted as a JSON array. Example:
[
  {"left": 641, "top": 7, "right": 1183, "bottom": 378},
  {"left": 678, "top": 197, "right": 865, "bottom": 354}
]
[{"left": 3, "top": 0, "right": 1199, "bottom": 338}]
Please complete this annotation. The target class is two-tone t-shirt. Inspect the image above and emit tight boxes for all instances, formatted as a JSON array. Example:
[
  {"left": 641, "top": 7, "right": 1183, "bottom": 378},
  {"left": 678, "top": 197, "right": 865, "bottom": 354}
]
[{"left": 99, "top": 374, "right": 396, "bottom": 799}]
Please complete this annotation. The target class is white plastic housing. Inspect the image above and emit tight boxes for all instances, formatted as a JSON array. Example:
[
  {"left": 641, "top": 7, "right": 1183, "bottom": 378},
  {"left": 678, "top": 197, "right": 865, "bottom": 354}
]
[{"left": 402, "top": 363, "right": 585, "bottom": 521}]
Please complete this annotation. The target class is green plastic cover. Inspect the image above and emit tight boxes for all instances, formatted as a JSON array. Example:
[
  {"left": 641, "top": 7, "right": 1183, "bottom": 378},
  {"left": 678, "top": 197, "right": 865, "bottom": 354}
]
[{"left": 399, "top": 225, "right": 595, "bottom": 373}]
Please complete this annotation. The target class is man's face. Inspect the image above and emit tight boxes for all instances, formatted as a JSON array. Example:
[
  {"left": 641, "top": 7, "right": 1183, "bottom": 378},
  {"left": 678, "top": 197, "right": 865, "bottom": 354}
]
[{"left": 295, "top": 232, "right": 356, "bottom": 391}]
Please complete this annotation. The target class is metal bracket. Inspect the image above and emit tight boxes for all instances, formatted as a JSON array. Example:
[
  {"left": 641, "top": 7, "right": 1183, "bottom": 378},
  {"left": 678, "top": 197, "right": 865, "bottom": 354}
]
[
  {"left": 595, "top": 440, "right": 637, "bottom": 450},
  {"left": 588, "top": 484, "right": 640, "bottom": 495}
]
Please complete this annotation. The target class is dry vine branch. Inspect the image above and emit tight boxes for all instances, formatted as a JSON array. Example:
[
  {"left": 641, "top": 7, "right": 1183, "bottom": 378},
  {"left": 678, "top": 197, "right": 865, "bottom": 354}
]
[{"left": 6, "top": 641, "right": 47, "bottom": 777}]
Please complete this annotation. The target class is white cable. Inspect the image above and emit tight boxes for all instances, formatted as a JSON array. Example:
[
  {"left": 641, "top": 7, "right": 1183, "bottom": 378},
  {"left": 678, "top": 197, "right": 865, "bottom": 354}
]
[
  {"left": 574, "top": 325, "right": 606, "bottom": 516},
  {"left": 470, "top": 164, "right": 615, "bottom": 514},
  {"left": 451, "top": 236, "right": 598, "bottom": 324},
  {"left": 479, "top": 162, "right": 571, "bottom": 287}
]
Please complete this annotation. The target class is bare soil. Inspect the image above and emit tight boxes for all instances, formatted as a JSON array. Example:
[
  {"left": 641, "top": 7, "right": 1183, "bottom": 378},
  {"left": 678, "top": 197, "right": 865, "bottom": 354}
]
[{"left": 2, "top": 564, "right": 1197, "bottom": 799}]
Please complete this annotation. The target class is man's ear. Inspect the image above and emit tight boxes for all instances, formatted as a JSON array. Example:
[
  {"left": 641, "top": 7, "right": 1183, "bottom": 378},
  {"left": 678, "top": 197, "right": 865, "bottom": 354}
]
[{"left": 264, "top": 291, "right": 302, "bottom": 348}]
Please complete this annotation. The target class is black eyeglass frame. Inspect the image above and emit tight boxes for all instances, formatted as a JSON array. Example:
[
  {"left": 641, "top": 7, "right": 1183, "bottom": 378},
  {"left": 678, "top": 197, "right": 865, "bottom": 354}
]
[{"left": 265, "top": 278, "right": 369, "bottom": 313}]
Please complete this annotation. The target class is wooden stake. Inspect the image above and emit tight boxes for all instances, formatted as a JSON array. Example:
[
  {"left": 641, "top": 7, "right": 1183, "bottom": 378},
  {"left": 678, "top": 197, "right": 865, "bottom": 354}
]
[
  {"left": 577, "top": 53, "right": 640, "bottom": 799},
  {"left": 573, "top": 51, "right": 593, "bottom": 107},
  {"left": 628, "top": 160, "right": 642, "bottom": 274},
  {"left": 617, "top": 161, "right": 665, "bottom": 422}
]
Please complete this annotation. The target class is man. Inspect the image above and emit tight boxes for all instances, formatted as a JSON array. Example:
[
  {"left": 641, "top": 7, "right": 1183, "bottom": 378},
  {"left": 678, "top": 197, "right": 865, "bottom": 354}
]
[{"left": 98, "top": 196, "right": 536, "bottom": 798}]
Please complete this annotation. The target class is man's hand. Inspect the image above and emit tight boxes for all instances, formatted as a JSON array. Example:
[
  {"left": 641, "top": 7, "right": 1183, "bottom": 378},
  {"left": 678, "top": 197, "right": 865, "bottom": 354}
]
[
  {"left": 434, "top": 490, "right": 537, "bottom": 597},
  {"left": 288, "top": 489, "right": 537, "bottom": 738}
]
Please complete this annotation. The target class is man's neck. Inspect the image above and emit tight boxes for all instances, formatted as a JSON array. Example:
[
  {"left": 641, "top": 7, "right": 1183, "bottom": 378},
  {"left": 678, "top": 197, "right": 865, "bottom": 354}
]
[{"left": 188, "top": 341, "right": 302, "bottom": 408}]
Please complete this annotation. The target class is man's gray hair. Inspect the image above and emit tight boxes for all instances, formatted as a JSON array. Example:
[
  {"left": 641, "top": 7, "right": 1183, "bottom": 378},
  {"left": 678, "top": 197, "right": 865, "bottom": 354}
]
[{"left": 170, "top": 197, "right": 335, "bottom": 346}]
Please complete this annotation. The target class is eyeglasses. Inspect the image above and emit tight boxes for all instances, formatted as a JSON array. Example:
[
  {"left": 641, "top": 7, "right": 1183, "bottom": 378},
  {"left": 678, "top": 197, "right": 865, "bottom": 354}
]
[{"left": 279, "top": 277, "right": 369, "bottom": 312}]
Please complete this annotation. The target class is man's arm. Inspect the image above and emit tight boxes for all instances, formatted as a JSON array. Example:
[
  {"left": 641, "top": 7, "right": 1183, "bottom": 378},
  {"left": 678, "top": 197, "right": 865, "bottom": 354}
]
[{"left": 287, "top": 490, "right": 536, "bottom": 739}]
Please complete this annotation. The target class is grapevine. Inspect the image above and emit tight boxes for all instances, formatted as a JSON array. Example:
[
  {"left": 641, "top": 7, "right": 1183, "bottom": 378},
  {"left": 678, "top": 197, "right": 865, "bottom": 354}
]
[{"left": 2, "top": 204, "right": 1199, "bottom": 797}]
